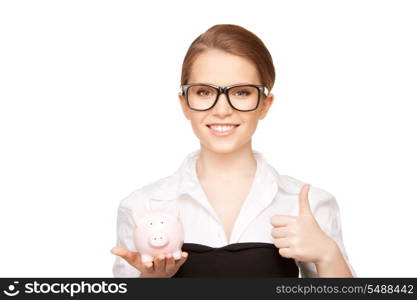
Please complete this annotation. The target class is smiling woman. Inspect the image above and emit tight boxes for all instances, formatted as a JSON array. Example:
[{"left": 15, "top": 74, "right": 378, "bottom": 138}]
[
  {"left": 110, "top": 24, "right": 356, "bottom": 278},
  {"left": 178, "top": 32, "right": 275, "bottom": 155}
]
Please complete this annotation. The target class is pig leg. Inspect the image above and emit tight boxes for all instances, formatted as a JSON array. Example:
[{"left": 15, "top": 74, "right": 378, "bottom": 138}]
[
  {"left": 141, "top": 254, "right": 153, "bottom": 264},
  {"left": 172, "top": 250, "right": 182, "bottom": 260}
]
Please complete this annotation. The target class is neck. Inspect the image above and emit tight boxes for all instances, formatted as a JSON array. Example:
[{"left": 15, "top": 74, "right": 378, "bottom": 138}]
[{"left": 196, "top": 142, "right": 257, "bottom": 182}]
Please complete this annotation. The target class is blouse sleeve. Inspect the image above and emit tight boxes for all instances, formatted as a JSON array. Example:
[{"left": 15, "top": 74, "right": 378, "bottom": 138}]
[
  {"left": 112, "top": 190, "right": 147, "bottom": 278},
  {"left": 295, "top": 190, "right": 357, "bottom": 278}
]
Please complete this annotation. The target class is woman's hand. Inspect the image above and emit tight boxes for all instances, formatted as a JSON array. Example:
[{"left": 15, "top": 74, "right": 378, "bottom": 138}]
[
  {"left": 111, "top": 247, "right": 188, "bottom": 278},
  {"left": 270, "top": 184, "right": 338, "bottom": 265}
]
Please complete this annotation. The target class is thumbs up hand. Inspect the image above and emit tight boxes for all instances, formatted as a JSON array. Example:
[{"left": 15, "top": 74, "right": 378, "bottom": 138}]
[{"left": 270, "top": 184, "right": 337, "bottom": 265}]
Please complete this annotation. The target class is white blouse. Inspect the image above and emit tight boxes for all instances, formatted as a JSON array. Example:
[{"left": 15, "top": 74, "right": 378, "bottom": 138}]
[{"left": 112, "top": 149, "right": 356, "bottom": 277}]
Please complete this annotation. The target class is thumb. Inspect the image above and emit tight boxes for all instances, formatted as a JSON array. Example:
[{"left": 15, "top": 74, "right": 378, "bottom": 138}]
[
  {"left": 111, "top": 247, "right": 139, "bottom": 264},
  {"left": 298, "top": 183, "right": 312, "bottom": 216},
  {"left": 111, "top": 247, "right": 144, "bottom": 270}
]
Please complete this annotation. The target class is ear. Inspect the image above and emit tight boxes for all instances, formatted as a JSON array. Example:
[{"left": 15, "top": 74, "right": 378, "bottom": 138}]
[
  {"left": 164, "top": 206, "right": 180, "bottom": 219},
  {"left": 132, "top": 209, "right": 149, "bottom": 227},
  {"left": 259, "top": 93, "right": 274, "bottom": 120},
  {"left": 178, "top": 93, "right": 191, "bottom": 121}
]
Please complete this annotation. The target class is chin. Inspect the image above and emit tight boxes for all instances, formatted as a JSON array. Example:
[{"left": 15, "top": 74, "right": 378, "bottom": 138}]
[{"left": 202, "top": 141, "right": 244, "bottom": 155}]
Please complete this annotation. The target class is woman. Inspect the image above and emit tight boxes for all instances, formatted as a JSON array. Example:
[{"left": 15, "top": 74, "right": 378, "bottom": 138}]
[{"left": 111, "top": 24, "right": 356, "bottom": 278}]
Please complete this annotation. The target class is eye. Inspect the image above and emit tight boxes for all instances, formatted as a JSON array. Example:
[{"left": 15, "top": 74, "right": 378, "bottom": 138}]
[
  {"left": 149, "top": 222, "right": 153, "bottom": 225},
  {"left": 233, "top": 89, "right": 251, "bottom": 97},
  {"left": 160, "top": 221, "right": 164, "bottom": 224},
  {"left": 196, "top": 88, "right": 213, "bottom": 97}
]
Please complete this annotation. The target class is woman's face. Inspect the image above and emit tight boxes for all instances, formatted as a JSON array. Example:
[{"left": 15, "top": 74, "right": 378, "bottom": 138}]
[{"left": 178, "top": 48, "right": 274, "bottom": 154}]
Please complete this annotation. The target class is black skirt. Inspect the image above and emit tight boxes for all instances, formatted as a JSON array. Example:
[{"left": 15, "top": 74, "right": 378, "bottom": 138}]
[{"left": 173, "top": 242, "right": 299, "bottom": 277}]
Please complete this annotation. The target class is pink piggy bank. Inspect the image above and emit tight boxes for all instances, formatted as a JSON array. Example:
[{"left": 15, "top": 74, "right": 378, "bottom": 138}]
[{"left": 132, "top": 207, "right": 184, "bottom": 264}]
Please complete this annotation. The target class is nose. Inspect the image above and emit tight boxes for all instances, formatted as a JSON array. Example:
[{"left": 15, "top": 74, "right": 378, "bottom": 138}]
[
  {"left": 212, "top": 93, "right": 233, "bottom": 115},
  {"left": 148, "top": 232, "right": 169, "bottom": 248}
]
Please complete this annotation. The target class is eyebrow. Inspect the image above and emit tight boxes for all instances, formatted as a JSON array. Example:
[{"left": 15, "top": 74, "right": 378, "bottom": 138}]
[{"left": 188, "top": 81, "right": 260, "bottom": 86}]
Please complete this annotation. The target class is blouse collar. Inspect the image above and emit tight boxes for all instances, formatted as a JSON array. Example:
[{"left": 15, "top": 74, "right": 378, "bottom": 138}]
[
  {"left": 145, "top": 149, "right": 279, "bottom": 210},
  {"left": 175, "top": 149, "right": 279, "bottom": 213}
]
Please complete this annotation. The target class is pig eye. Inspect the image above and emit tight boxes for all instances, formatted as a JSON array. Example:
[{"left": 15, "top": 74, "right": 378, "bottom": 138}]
[
  {"left": 149, "top": 222, "right": 153, "bottom": 225},
  {"left": 160, "top": 221, "right": 164, "bottom": 224}
]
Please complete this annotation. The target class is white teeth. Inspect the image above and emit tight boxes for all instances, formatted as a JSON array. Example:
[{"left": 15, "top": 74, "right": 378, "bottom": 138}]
[{"left": 209, "top": 125, "right": 237, "bottom": 132}]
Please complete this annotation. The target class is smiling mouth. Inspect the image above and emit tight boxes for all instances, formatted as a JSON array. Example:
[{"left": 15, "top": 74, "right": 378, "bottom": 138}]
[
  {"left": 206, "top": 124, "right": 240, "bottom": 131},
  {"left": 206, "top": 124, "right": 240, "bottom": 136}
]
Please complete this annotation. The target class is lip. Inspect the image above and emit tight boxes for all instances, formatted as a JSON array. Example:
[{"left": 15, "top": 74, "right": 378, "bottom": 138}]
[{"left": 206, "top": 124, "right": 240, "bottom": 137}]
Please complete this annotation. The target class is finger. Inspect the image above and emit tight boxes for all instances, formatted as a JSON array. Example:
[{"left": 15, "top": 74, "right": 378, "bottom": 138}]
[
  {"left": 154, "top": 253, "right": 166, "bottom": 272},
  {"left": 278, "top": 247, "right": 293, "bottom": 259},
  {"left": 111, "top": 247, "right": 141, "bottom": 266},
  {"left": 271, "top": 227, "right": 293, "bottom": 239},
  {"left": 270, "top": 215, "right": 296, "bottom": 227},
  {"left": 143, "top": 261, "right": 154, "bottom": 273},
  {"left": 175, "top": 251, "right": 188, "bottom": 267},
  {"left": 165, "top": 253, "right": 175, "bottom": 273},
  {"left": 299, "top": 183, "right": 313, "bottom": 216},
  {"left": 273, "top": 237, "right": 291, "bottom": 249},
  {"left": 111, "top": 247, "right": 132, "bottom": 260}
]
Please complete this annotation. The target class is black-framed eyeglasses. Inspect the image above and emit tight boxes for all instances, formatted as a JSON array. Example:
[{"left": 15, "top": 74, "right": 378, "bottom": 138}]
[{"left": 180, "top": 83, "right": 268, "bottom": 112}]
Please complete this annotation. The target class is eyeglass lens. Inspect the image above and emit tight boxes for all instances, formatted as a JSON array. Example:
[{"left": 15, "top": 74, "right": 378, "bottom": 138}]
[{"left": 187, "top": 85, "right": 259, "bottom": 111}]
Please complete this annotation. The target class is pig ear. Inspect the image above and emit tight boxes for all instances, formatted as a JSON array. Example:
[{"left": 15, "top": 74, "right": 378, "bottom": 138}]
[
  {"left": 164, "top": 206, "right": 180, "bottom": 219},
  {"left": 132, "top": 209, "right": 149, "bottom": 227}
]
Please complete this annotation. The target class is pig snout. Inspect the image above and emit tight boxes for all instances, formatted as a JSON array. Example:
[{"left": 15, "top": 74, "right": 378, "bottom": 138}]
[{"left": 148, "top": 232, "right": 169, "bottom": 248}]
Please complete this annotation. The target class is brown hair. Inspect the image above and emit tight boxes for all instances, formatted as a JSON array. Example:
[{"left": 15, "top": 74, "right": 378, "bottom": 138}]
[{"left": 180, "top": 24, "right": 275, "bottom": 92}]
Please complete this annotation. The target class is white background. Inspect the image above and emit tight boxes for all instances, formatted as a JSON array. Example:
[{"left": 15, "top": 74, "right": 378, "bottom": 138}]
[{"left": 0, "top": 0, "right": 416, "bottom": 277}]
